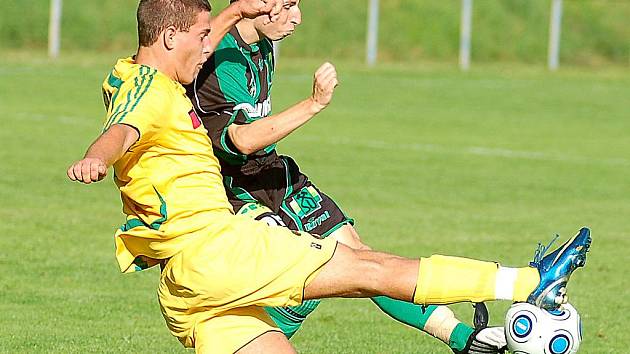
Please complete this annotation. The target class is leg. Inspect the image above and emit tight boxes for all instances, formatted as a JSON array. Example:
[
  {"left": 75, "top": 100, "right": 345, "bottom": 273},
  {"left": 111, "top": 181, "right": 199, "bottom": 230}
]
[
  {"left": 274, "top": 161, "right": 504, "bottom": 351},
  {"left": 304, "top": 243, "right": 539, "bottom": 304},
  {"left": 304, "top": 243, "right": 419, "bottom": 300},
  {"left": 330, "top": 225, "right": 485, "bottom": 352},
  {"left": 235, "top": 332, "right": 296, "bottom": 354},
  {"left": 305, "top": 227, "right": 591, "bottom": 309},
  {"left": 274, "top": 163, "right": 504, "bottom": 350}
]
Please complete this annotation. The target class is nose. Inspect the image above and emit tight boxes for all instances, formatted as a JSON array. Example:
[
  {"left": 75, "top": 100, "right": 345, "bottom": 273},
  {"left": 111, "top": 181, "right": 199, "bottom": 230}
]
[
  {"left": 290, "top": 8, "right": 302, "bottom": 25},
  {"left": 202, "top": 34, "right": 212, "bottom": 60}
]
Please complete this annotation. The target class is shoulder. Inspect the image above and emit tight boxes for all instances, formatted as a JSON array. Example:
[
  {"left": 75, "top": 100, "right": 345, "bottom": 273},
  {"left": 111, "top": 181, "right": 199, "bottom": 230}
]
[
  {"left": 112, "top": 68, "right": 176, "bottom": 121},
  {"left": 213, "top": 34, "right": 249, "bottom": 68},
  {"left": 122, "top": 68, "right": 174, "bottom": 102}
]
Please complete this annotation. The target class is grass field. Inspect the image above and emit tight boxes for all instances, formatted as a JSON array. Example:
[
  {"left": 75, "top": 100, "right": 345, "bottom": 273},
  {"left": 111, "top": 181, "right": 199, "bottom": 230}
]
[{"left": 1, "top": 52, "right": 629, "bottom": 353}]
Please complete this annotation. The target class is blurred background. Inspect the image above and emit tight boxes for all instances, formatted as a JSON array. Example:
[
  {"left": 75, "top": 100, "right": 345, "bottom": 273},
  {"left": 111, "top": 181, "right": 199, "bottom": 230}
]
[
  {"left": 2, "top": 0, "right": 629, "bottom": 66},
  {"left": 1, "top": 1, "right": 629, "bottom": 353}
]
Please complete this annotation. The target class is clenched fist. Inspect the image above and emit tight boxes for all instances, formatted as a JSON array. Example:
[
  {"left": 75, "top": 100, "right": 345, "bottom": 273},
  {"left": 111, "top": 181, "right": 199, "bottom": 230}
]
[
  {"left": 311, "top": 62, "right": 338, "bottom": 112},
  {"left": 235, "top": 0, "right": 283, "bottom": 23},
  {"left": 67, "top": 157, "right": 107, "bottom": 184}
]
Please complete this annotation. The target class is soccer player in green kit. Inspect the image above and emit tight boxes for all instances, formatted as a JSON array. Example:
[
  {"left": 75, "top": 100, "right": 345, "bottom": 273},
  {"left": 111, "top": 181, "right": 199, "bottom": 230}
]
[{"left": 187, "top": 1, "right": 503, "bottom": 352}]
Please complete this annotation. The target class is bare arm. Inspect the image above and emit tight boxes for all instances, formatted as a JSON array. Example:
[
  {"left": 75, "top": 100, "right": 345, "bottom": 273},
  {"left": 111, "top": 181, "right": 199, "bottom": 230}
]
[
  {"left": 67, "top": 124, "right": 139, "bottom": 184},
  {"left": 228, "top": 62, "right": 339, "bottom": 155},
  {"left": 208, "top": 0, "right": 283, "bottom": 53}
]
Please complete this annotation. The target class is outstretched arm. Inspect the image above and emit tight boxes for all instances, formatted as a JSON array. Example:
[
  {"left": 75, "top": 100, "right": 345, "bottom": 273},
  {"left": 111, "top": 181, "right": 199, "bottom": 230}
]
[
  {"left": 67, "top": 124, "right": 139, "bottom": 184},
  {"left": 228, "top": 62, "right": 338, "bottom": 155},
  {"left": 208, "top": 0, "right": 283, "bottom": 53}
]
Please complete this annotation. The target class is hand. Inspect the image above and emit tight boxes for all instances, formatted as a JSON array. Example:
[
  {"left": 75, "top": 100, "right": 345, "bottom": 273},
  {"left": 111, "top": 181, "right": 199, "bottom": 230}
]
[
  {"left": 235, "top": 0, "right": 282, "bottom": 22},
  {"left": 463, "top": 327, "right": 507, "bottom": 354},
  {"left": 310, "top": 62, "right": 338, "bottom": 112},
  {"left": 67, "top": 157, "right": 107, "bottom": 184},
  {"left": 453, "top": 303, "right": 507, "bottom": 354}
]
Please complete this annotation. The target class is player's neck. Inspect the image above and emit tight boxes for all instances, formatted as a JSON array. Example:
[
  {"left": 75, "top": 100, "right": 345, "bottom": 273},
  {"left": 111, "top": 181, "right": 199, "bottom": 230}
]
[
  {"left": 135, "top": 46, "right": 176, "bottom": 81},
  {"left": 235, "top": 21, "right": 261, "bottom": 45}
]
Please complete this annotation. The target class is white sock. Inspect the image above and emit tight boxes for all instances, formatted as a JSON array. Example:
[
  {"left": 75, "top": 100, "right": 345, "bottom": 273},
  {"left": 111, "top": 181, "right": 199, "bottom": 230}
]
[{"left": 495, "top": 266, "right": 518, "bottom": 300}]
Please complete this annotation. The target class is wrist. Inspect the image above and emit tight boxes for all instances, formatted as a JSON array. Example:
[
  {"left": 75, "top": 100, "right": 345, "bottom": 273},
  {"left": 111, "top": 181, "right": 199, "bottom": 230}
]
[{"left": 307, "top": 97, "right": 326, "bottom": 114}]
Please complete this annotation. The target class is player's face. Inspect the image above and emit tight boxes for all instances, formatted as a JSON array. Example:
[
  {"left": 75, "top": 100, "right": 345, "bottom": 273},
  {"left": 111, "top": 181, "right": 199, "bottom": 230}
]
[
  {"left": 175, "top": 10, "right": 212, "bottom": 85},
  {"left": 254, "top": 0, "right": 301, "bottom": 41}
]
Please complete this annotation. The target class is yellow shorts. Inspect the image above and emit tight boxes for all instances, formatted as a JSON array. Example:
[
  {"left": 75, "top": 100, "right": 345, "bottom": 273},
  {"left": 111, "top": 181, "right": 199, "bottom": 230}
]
[{"left": 158, "top": 214, "right": 337, "bottom": 353}]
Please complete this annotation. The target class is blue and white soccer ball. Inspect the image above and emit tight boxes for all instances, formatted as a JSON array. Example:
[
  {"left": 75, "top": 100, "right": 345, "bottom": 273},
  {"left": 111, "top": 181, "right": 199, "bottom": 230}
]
[{"left": 505, "top": 302, "right": 582, "bottom": 354}]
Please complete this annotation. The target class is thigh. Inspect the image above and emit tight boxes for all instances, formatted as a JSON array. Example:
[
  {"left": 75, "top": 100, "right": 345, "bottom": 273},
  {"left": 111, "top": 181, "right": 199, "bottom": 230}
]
[
  {"left": 193, "top": 306, "right": 292, "bottom": 354},
  {"left": 303, "top": 243, "right": 418, "bottom": 302}
]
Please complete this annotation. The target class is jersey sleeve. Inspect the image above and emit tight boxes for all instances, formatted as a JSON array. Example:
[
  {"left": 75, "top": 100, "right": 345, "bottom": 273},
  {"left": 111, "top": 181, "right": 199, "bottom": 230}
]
[
  {"left": 103, "top": 68, "right": 168, "bottom": 141},
  {"left": 201, "top": 110, "right": 251, "bottom": 165}
]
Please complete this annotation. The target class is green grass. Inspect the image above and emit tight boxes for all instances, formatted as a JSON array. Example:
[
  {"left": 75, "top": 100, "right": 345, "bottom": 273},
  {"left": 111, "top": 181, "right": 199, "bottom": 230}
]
[{"left": 1, "top": 52, "right": 629, "bottom": 353}]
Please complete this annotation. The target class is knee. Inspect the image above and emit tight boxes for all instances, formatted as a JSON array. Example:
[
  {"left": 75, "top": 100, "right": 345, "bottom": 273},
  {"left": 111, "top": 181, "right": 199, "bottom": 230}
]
[{"left": 331, "top": 225, "right": 371, "bottom": 251}]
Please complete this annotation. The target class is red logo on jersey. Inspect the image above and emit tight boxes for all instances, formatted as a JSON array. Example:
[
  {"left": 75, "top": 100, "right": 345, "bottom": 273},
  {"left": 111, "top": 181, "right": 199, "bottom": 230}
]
[{"left": 189, "top": 109, "right": 201, "bottom": 129}]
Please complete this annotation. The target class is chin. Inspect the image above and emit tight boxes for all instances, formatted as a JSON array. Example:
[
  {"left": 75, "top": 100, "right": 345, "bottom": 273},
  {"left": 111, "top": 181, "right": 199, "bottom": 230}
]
[
  {"left": 179, "top": 75, "right": 194, "bottom": 85},
  {"left": 278, "top": 33, "right": 291, "bottom": 40},
  {"left": 182, "top": 71, "right": 199, "bottom": 85}
]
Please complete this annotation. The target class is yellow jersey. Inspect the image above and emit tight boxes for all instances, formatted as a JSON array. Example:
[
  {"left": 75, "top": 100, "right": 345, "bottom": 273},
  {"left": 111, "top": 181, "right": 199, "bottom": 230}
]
[{"left": 102, "top": 57, "right": 233, "bottom": 273}]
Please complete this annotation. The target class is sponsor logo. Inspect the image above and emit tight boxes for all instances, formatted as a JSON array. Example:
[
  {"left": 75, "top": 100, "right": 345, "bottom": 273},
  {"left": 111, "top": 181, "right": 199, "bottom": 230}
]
[
  {"left": 233, "top": 97, "right": 272, "bottom": 120},
  {"left": 289, "top": 186, "right": 323, "bottom": 218},
  {"left": 304, "top": 211, "right": 331, "bottom": 232}
]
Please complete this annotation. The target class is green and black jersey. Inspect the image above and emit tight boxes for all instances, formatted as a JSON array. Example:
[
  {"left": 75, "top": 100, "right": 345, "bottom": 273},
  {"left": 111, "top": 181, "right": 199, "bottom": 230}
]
[
  {"left": 187, "top": 27, "right": 276, "bottom": 174},
  {"left": 186, "top": 27, "right": 353, "bottom": 237}
]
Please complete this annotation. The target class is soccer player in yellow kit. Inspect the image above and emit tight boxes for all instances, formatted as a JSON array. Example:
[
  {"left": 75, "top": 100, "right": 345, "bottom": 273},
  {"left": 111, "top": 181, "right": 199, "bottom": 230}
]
[{"left": 67, "top": 1, "right": 591, "bottom": 353}]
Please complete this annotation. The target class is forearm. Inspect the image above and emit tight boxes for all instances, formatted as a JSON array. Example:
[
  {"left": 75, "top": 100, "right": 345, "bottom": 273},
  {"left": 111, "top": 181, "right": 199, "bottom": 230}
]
[
  {"left": 68, "top": 124, "right": 138, "bottom": 184},
  {"left": 229, "top": 98, "right": 324, "bottom": 154},
  {"left": 208, "top": 3, "right": 244, "bottom": 53},
  {"left": 85, "top": 124, "right": 138, "bottom": 167}
]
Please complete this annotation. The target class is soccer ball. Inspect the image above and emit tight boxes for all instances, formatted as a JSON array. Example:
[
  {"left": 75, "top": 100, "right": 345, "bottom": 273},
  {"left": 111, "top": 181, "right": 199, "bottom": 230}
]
[{"left": 505, "top": 302, "right": 582, "bottom": 354}]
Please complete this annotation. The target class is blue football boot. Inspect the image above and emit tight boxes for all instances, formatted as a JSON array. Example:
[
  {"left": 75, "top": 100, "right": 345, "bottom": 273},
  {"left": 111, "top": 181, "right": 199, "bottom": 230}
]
[{"left": 527, "top": 227, "right": 591, "bottom": 310}]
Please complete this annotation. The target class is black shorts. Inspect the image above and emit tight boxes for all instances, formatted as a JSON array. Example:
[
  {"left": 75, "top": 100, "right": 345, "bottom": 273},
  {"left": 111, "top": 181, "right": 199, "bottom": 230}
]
[{"left": 223, "top": 155, "right": 354, "bottom": 237}]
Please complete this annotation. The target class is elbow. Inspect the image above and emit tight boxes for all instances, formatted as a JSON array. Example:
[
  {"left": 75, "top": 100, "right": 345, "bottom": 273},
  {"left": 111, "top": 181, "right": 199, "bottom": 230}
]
[
  {"left": 228, "top": 125, "right": 264, "bottom": 155},
  {"left": 230, "top": 135, "right": 257, "bottom": 155},
  {"left": 236, "top": 143, "right": 257, "bottom": 155}
]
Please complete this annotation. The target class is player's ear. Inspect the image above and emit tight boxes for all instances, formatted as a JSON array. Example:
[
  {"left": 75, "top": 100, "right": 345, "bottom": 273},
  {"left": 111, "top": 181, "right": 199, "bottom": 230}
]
[{"left": 163, "top": 26, "right": 177, "bottom": 50}]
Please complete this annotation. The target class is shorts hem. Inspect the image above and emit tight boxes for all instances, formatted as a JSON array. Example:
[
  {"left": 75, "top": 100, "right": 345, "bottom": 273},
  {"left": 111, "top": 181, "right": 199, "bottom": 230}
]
[
  {"left": 321, "top": 219, "right": 355, "bottom": 238},
  {"left": 301, "top": 241, "right": 339, "bottom": 302},
  {"left": 233, "top": 329, "right": 284, "bottom": 354}
]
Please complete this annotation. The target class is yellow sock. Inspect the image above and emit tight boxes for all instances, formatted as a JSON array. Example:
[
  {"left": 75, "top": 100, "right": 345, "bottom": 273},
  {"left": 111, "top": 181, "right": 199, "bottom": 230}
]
[
  {"left": 413, "top": 255, "right": 541, "bottom": 305},
  {"left": 413, "top": 255, "right": 498, "bottom": 305}
]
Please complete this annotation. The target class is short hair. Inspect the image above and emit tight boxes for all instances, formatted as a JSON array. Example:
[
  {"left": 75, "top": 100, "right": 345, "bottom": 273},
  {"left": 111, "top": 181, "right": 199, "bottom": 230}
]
[{"left": 137, "top": 0, "right": 212, "bottom": 47}]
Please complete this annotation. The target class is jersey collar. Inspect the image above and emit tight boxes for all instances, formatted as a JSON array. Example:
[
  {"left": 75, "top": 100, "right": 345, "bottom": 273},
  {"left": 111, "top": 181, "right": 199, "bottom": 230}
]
[{"left": 231, "top": 27, "right": 260, "bottom": 53}]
